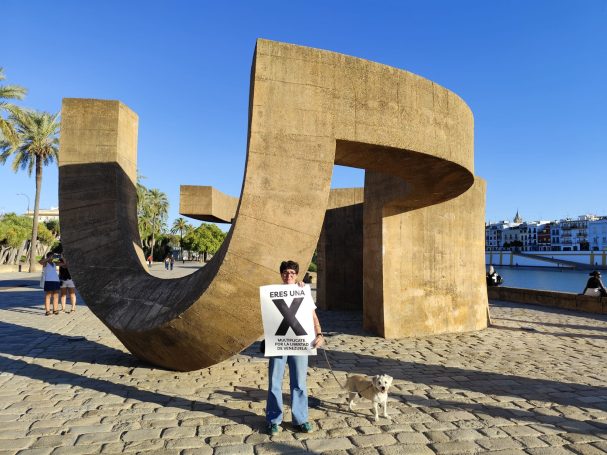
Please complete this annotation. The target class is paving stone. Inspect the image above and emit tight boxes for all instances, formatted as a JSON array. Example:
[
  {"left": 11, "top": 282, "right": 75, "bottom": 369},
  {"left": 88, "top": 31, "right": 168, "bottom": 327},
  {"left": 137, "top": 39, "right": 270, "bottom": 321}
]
[
  {"left": 160, "top": 426, "right": 197, "bottom": 438},
  {"left": 526, "top": 447, "right": 576, "bottom": 455},
  {"left": 513, "top": 435, "right": 549, "bottom": 448},
  {"left": 66, "top": 424, "right": 114, "bottom": 435},
  {"left": 205, "top": 435, "right": 245, "bottom": 447},
  {"left": 567, "top": 443, "right": 607, "bottom": 455},
  {"left": 30, "top": 435, "right": 77, "bottom": 449},
  {"left": 120, "top": 428, "right": 162, "bottom": 441},
  {"left": 444, "top": 429, "right": 484, "bottom": 441},
  {"left": 424, "top": 431, "right": 450, "bottom": 443},
  {"left": 350, "top": 434, "right": 398, "bottom": 448},
  {"left": 379, "top": 444, "right": 435, "bottom": 455},
  {"left": 181, "top": 448, "right": 213, "bottom": 455},
  {"left": 0, "top": 437, "right": 35, "bottom": 450},
  {"left": 328, "top": 427, "right": 358, "bottom": 437},
  {"left": 348, "top": 448, "right": 381, "bottom": 454},
  {"left": 358, "top": 426, "right": 383, "bottom": 435},
  {"left": 432, "top": 411, "right": 477, "bottom": 422},
  {"left": 99, "top": 442, "right": 125, "bottom": 453},
  {"left": 305, "top": 437, "right": 353, "bottom": 452},
  {"left": 222, "top": 424, "right": 252, "bottom": 436},
  {"left": 481, "top": 450, "right": 527, "bottom": 455},
  {"left": 15, "top": 449, "right": 53, "bottom": 455},
  {"left": 562, "top": 433, "right": 604, "bottom": 444},
  {"left": 74, "top": 432, "right": 120, "bottom": 445},
  {"left": 197, "top": 425, "right": 224, "bottom": 437},
  {"left": 51, "top": 446, "right": 103, "bottom": 454},
  {"left": 430, "top": 440, "right": 482, "bottom": 454},
  {"left": 122, "top": 439, "right": 165, "bottom": 451},
  {"left": 477, "top": 437, "right": 523, "bottom": 451},
  {"left": 212, "top": 445, "right": 254, "bottom": 455},
  {"left": 539, "top": 434, "right": 572, "bottom": 446},
  {"left": 502, "top": 425, "right": 542, "bottom": 437},
  {"left": 395, "top": 432, "right": 430, "bottom": 444},
  {"left": 253, "top": 441, "right": 306, "bottom": 454}
]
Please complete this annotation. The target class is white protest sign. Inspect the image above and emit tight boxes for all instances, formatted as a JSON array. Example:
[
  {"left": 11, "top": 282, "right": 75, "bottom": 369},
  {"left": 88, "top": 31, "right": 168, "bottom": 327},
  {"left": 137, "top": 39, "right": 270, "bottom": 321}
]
[{"left": 259, "top": 284, "right": 317, "bottom": 356}]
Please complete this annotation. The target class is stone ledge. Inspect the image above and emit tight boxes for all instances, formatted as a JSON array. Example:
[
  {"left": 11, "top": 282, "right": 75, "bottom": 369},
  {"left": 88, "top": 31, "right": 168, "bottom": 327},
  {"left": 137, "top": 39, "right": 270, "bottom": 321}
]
[{"left": 488, "top": 286, "right": 607, "bottom": 314}]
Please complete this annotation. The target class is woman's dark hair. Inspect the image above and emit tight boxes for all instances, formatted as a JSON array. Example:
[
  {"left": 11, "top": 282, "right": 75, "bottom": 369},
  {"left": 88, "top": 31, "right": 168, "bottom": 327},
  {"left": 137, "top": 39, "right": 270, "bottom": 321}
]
[
  {"left": 46, "top": 251, "right": 54, "bottom": 258},
  {"left": 280, "top": 260, "right": 299, "bottom": 274}
]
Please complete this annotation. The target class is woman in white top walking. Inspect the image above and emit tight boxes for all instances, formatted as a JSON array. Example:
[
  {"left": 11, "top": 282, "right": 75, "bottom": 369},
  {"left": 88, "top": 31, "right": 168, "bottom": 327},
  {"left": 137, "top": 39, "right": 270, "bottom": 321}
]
[{"left": 39, "top": 251, "right": 61, "bottom": 315}]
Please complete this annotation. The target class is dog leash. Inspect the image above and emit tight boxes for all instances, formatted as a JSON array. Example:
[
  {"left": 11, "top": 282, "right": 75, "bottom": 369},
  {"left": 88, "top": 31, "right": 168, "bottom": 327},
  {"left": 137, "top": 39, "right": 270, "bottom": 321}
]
[{"left": 319, "top": 345, "right": 346, "bottom": 388}]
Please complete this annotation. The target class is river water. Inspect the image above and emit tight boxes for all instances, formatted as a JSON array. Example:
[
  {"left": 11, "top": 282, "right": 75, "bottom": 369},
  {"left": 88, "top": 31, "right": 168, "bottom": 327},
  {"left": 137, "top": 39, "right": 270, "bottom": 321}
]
[{"left": 488, "top": 266, "right": 593, "bottom": 293}]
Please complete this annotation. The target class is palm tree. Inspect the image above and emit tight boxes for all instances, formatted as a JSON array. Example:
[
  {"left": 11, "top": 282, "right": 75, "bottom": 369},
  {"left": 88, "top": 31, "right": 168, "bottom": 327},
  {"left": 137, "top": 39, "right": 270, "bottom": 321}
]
[
  {"left": 0, "top": 68, "right": 27, "bottom": 146},
  {"left": 171, "top": 217, "right": 191, "bottom": 262},
  {"left": 0, "top": 110, "right": 59, "bottom": 272},
  {"left": 136, "top": 181, "right": 152, "bottom": 250},
  {"left": 146, "top": 188, "right": 169, "bottom": 259}
]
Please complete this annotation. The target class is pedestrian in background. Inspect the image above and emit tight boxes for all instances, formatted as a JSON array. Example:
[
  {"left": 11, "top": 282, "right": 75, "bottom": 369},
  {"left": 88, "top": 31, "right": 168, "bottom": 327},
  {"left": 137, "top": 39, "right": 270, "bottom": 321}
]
[
  {"left": 57, "top": 255, "right": 77, "bottom": 313},
  {"left": 583, "top": 271, "right": 607, "bottom": 297},
  {"left": 39, "top": 252, "right": 61, "bottom": 315}
]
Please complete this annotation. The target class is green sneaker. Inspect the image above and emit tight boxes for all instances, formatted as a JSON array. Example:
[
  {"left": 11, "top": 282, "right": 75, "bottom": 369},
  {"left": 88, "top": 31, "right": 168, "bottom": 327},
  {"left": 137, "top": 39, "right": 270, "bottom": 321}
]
[
  {"left": 266, "top": 423, "right": 279, "bottom": 435},
  {"left": 296, "top": 422, "right": 313, "bottom": 433}
]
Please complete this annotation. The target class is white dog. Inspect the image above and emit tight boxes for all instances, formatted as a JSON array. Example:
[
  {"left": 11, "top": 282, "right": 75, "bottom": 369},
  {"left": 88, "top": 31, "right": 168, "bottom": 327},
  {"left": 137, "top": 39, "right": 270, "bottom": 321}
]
[{"left": 343, "top": 374, "right": 393, "bottom": 421}]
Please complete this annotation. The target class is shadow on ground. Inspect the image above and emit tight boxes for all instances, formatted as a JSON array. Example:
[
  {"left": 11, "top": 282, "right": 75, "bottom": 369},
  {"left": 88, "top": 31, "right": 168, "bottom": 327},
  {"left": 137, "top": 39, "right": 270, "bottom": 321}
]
[{"left": 2, "top": 302, "right": 607, "bottom": 436}]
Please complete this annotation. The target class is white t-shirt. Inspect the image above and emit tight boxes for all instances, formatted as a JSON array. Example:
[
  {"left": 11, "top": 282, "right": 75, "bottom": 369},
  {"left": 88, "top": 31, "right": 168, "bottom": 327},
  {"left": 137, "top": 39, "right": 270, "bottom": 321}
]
[{"left": 43, "top": 263, "right": 60, "bottom": 282}]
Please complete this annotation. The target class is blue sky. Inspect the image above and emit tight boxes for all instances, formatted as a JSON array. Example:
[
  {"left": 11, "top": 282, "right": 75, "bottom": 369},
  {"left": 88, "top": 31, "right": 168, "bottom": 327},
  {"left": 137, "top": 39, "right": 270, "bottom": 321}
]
[{"left": 2, "top": 0, "right": 606, "bottom": 227}]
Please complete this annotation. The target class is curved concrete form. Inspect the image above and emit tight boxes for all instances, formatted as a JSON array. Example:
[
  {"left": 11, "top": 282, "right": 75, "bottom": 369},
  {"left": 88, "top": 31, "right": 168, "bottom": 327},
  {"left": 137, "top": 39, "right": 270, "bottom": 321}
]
[{"left": 59, "top": 39, "right": 482, "bottom": 371}]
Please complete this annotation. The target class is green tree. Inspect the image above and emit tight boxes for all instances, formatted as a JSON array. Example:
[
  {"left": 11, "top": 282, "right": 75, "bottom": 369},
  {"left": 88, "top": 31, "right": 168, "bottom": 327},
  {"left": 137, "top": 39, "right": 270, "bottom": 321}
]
[
  {"left": 45, "top": 219, "right": 60, "bottom": 238},
  {"left": 182, "top": 223, "right": 226, "bottom": 262},
  {"left": 0, "top": 213, "right": 30, "bottom": 264},
  {"left": 171, "top": 217, "right": 192, "bottom": 262},
  {"left": 136, "top": 182, "right": 169, "bottom": 259},
  {"left": 0, "top": 68, "right": 27, "bottom": 146},
  {"left": 136, "top": 181, "right": 152, "bottom": 251},
  {"left": 0, "top": 110, "right": 60, "bottom": 271}
]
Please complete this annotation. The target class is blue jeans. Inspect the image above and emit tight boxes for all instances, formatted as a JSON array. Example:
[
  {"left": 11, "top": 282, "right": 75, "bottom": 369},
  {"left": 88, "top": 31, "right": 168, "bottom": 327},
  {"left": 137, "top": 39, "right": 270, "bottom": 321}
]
[{"left": 266, "top": 355, "right": 308, "bottom": 425}]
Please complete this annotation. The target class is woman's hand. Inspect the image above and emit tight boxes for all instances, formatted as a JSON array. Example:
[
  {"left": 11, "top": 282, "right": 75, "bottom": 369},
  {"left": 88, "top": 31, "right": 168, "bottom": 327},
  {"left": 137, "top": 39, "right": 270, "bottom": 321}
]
[{"left": 312, "top": 333, "right": 325, "bottom": 348}]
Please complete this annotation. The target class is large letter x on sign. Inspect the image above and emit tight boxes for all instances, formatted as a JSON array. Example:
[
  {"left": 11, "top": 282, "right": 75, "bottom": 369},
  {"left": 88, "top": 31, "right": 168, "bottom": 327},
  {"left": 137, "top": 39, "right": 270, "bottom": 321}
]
[{"left": 272, "top": 298, "right": 307, "bottom": 336}]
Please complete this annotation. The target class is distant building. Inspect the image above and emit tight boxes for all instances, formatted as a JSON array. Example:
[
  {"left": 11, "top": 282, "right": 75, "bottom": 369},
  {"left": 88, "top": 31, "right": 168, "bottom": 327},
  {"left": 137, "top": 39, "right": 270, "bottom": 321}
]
[
  {"left": 485, "top": 213, "right": 605, "bottom": 252},
  {"left": 24, "top": 207, "right": 59, "bottom": 223},
  {"left": 513, "top": 210, "right": 523, "bottom": 224},
  {"left": 519, "top": 221, "right": 550, "bottom": 252},
  {"left": 538, "top": 222, "right": 552, "bottom": 251},
  {"left": 485, "top": 221, "right": 510, "bottom": 251},
  {"left": 556, "top": 215, "right": 597, "bottom": 251}
]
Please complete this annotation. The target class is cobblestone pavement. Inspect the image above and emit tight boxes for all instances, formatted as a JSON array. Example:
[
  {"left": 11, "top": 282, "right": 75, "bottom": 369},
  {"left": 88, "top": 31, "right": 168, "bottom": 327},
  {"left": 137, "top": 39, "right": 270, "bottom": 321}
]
[{"left": 2, "top": 270, "right": 607, "bottom": 454}]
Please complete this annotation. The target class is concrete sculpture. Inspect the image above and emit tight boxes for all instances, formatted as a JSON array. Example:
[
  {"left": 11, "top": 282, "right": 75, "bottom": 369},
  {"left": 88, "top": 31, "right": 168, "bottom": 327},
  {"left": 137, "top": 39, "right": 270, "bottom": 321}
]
[{"left": 59, "top": 39, "right": 487, "bottom": 371}]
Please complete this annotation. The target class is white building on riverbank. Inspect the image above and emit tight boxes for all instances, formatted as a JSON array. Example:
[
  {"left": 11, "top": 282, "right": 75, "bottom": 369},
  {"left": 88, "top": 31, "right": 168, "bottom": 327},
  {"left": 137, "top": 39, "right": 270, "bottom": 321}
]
[
  {"left": 589, "top": 218, "right": 607, "bottom": 251},
  {"left": 487, "top": 213, "right": 607, "bottom": 252}
]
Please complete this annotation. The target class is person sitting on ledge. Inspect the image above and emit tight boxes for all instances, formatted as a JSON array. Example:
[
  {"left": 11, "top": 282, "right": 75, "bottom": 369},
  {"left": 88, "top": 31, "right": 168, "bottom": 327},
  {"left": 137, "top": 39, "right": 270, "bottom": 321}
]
[
  {"left": 486, "top": 265, "right": 503, "bottom": 287},
  {"left": 582, "top": 271, "right": 607, "bottom": 297}
]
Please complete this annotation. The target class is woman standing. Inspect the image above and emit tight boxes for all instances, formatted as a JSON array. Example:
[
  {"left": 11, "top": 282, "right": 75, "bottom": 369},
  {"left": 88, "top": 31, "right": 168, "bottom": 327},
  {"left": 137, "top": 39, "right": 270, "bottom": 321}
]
[
  {"left": 39, "top": 252, "right": 61, "bottom": 315},
  {"left": 58, "top": 255, "right": 77, "bottom": 313},
  {"left": 264, "top": 260, "right": 324, "bottom": 435}
]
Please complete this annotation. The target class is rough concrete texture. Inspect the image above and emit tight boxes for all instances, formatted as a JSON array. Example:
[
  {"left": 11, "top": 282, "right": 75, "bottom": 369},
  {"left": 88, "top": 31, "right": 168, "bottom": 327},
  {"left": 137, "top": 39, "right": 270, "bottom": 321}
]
[
  {"left": 316, "top": 188, "right": 364, "bottom": 311},
  {"left": 364, "top": 176, "right": 488, "bottom": 337},
  {"left": 180, "top": 185, "right": 238, "bottom": 223},
  {"left": 2, "top": 278, "right": 607, "bottom": 454},
  {"left": 179, "top": 185, "right": 366, "bottom": 312},
  {"left": 59, "top": 39, "right": 484, "bottom": 371}
]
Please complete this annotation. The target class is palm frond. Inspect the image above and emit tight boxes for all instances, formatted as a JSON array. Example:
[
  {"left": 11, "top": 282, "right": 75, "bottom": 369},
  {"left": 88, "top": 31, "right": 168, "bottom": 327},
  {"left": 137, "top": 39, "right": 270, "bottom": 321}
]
[{"left": 0, "top": 85, "right": 27, "bottom": 100}]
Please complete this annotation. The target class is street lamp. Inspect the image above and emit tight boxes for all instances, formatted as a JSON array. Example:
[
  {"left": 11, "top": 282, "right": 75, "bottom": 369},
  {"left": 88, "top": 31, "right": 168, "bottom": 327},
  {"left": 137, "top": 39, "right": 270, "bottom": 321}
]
[{"left": 16, "top": 193, "right": 30, "bottom": 214}]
